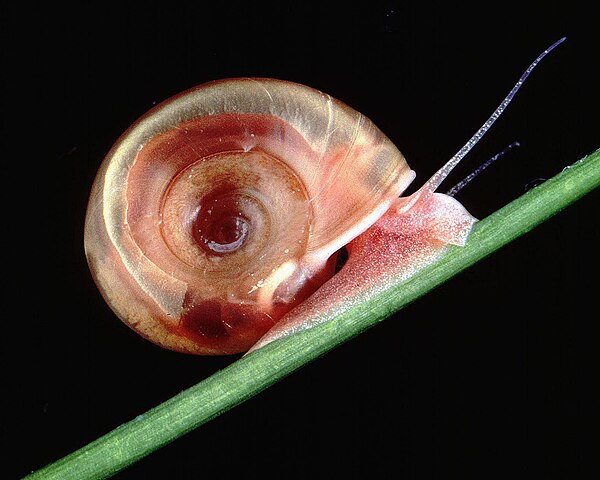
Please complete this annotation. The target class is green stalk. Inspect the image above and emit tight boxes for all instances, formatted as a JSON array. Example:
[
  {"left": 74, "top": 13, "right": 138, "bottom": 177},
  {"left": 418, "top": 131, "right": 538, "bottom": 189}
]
[{"left": 26, "top": 149, "right": 600, "bottom": 480}]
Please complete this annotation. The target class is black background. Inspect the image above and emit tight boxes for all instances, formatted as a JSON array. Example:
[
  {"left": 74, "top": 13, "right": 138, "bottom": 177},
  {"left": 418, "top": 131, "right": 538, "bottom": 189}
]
[{"left": 2, "top": 2, "right": 598, "bottom": 479}]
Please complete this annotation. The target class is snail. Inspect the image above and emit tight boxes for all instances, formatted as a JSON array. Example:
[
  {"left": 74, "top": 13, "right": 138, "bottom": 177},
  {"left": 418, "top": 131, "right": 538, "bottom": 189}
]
[{"left": 84, "top": 39, "right": 564, "bottom": 355}]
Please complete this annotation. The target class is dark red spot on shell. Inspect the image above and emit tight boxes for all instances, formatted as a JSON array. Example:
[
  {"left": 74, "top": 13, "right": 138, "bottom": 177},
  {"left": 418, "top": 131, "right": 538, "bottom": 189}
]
[
  {"left": 180, "top": 300, "right": 227, "bottom": 338},
  {"left": 176, "top": 294, "right": 283, "bottom": 354}
]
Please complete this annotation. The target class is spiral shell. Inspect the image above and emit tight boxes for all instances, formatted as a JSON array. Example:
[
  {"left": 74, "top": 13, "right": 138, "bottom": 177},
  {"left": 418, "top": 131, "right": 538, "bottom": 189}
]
[{"left": 84, "top": 78, "right": 415, "bottom": 354}]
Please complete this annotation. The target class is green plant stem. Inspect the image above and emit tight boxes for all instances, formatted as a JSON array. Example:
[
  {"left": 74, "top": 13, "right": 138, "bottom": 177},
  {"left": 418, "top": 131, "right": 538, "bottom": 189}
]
[{"left": 26, "top": 149, "right": 600, "bottom": 480}]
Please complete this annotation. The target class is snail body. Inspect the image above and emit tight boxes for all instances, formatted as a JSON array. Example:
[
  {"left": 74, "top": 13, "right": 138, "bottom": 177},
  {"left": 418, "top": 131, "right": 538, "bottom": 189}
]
[{"left": 85, "top": 40, "right": 563, "bottom": 355}]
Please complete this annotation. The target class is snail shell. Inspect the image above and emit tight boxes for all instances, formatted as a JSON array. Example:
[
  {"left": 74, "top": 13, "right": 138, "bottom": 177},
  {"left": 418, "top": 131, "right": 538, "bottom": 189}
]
[{"left": 84, "top": 78, "right": 416, "bottom": 354}]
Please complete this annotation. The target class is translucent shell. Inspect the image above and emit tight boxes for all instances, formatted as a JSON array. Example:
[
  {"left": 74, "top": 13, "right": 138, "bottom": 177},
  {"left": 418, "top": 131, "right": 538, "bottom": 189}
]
[{"left": 84, "top": 78, "right": 415, "bottom": 354}]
